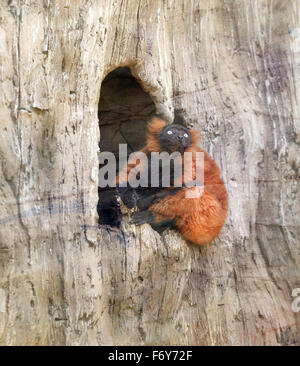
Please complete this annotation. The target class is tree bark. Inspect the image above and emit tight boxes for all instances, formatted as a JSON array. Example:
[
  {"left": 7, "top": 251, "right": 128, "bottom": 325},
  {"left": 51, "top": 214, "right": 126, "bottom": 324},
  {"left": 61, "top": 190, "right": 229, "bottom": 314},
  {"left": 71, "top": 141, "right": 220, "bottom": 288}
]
[{"left": 0, "top": 0, "right": 299, "bottom": 345}]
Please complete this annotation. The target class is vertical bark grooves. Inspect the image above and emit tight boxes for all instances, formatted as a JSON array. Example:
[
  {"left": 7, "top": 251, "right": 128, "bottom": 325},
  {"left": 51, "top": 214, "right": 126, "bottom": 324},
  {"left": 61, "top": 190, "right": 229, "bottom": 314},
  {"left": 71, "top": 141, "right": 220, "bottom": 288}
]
[{"left": 0, "top": 0, "right": 299, "bottom": 345}]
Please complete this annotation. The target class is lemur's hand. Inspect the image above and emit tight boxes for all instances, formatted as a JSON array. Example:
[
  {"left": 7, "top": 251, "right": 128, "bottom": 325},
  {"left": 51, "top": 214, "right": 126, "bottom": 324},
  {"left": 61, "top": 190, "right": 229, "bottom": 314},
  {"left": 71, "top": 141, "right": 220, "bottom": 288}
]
[{"left": 130, "top": 210, "right": 155, "bottom": 226}]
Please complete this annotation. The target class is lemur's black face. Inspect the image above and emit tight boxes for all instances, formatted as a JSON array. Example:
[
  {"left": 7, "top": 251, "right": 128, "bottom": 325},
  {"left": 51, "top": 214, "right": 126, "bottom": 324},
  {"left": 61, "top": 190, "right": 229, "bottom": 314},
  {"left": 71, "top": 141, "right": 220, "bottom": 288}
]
[{"left": 159, "top": 124, "right": 191, "bottom": 153}]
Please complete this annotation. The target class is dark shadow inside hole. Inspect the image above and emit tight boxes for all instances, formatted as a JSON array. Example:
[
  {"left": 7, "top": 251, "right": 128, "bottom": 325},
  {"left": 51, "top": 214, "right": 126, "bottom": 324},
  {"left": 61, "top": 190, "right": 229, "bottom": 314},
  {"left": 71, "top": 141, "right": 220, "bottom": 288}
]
[{"left": 97, "top": 66, "right": 156, "bottom": 226}]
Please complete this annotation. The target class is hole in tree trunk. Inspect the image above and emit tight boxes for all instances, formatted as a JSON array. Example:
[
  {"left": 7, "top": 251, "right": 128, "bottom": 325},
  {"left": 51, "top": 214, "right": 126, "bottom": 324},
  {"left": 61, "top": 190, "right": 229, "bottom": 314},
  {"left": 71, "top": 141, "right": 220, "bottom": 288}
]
[{"left": 97, "top": 66, "right": 156, "bottom": 227}]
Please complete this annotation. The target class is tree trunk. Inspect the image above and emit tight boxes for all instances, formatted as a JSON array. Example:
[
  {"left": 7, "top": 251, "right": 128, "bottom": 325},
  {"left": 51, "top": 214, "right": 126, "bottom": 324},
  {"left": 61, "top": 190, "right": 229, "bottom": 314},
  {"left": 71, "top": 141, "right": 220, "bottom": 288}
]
[{"left": 0, "top": 0, "right": 299, "bottom": 346}]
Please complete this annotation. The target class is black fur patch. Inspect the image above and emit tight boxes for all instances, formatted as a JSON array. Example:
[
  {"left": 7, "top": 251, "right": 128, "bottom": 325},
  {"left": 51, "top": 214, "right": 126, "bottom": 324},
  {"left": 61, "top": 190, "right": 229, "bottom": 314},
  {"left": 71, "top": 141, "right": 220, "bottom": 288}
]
[{"left": 97, "top": 187, "right": 122, "bottom": 228}]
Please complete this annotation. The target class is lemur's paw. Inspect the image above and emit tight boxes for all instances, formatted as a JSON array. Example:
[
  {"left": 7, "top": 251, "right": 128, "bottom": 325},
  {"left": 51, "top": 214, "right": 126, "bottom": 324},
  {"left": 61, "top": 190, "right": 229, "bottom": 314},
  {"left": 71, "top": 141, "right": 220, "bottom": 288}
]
[{"left": 130, "top": 210, "right": 155, "bottom": 226}]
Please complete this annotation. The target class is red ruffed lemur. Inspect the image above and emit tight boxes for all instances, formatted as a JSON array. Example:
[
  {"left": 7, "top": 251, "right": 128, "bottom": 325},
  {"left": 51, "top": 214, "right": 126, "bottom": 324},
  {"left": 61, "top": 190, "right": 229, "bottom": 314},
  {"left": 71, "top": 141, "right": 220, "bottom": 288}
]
[{"left": 98, "top": 115, "right": 228, "bottom": 246}]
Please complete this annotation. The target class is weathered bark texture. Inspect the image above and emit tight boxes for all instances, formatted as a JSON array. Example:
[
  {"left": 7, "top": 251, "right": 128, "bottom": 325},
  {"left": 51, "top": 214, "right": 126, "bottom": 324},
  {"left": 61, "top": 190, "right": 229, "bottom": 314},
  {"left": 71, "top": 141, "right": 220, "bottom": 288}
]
[{"left": 0, "top": 0, "right": 300, "bottom": 345}]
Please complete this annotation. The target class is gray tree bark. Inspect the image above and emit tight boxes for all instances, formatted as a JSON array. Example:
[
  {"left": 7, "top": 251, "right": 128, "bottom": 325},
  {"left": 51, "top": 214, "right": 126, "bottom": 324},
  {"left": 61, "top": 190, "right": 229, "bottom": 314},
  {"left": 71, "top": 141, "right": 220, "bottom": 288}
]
[{"left": 0, "top": 0, "right": 299, "bottom": 345}]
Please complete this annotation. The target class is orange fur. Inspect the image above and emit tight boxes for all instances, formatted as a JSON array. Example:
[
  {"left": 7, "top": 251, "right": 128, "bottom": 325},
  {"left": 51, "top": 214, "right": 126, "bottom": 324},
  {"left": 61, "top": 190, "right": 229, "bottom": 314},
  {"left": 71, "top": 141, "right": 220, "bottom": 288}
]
[
  {"left": 117, "top": 117, "right": 166, "bottom": 185},
  {"left": 145, "top": 117, "right": 167, "bottom": 152},
  {"left": 119, "top": 116, "right": 228, "bottom": 245}
]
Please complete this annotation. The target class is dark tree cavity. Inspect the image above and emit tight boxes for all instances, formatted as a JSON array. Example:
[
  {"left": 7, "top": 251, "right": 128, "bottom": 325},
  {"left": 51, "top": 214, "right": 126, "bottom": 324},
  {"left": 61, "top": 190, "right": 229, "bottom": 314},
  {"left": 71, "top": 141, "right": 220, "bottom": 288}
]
[{"left": 97, "top": 67, "right": 156, "bottom": 226}]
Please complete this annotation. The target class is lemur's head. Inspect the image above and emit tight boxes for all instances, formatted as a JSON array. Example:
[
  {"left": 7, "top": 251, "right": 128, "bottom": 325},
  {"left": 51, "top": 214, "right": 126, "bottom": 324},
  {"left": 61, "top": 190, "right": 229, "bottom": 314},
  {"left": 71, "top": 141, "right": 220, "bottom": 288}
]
[
  {"left": 159, "top": 124, "right": 191, "bottom": 154},
  {"left": 146, "top": 116, "right": 199, "bottom": 154}
]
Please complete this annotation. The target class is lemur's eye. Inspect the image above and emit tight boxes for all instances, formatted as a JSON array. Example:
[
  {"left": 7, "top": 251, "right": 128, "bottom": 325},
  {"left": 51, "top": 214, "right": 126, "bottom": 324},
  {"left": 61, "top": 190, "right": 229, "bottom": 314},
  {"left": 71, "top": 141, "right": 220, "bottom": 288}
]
[
  {"left": 184, "top": 133, "right": 188, "bottom": 138},
  {"left": 167, "top": 130, "right": 173, "bottom": 135}
]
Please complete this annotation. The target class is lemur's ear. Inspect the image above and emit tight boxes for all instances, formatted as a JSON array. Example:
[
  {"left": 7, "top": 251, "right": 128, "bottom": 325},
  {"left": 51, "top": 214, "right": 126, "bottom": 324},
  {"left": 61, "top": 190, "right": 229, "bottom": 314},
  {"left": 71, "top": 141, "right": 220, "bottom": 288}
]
[
  {"left": 173, "top": 111, "right": 185, "bottom": 125},
  {"left": 173, "top": 110, "right": 201, "bottom": 146}
]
